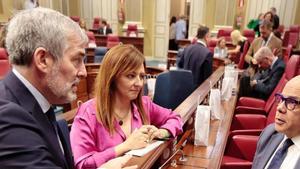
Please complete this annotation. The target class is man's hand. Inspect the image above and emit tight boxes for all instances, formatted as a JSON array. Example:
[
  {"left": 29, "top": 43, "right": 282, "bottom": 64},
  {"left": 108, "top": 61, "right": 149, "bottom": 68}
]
[
  {"left": 250, "top": 80, "right": 257, "bottom": 87},
  {"left": 98, "top": 155, "right": 138, "bottom": 169}
]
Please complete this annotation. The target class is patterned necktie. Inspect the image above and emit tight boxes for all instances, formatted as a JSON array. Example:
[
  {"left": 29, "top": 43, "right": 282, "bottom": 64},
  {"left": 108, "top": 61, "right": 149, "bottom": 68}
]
[{"left": 268, "top": 138, "right": 294, "bottom": 169}]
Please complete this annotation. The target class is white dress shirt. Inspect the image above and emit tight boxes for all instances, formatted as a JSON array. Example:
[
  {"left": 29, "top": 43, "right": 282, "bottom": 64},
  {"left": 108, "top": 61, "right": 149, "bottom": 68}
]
[{"left": 264, "top": 135, "right": 300, "bottom": 169}]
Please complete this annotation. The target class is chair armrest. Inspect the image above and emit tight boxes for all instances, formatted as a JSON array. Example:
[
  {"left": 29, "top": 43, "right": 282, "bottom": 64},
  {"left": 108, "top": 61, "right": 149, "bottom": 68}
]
[
  {"left": 231, "top": 114, "right": 267, "bottom": 130},
  {"left": 235, "top": 106, "right": 266, "bottom": 115},
  {"left": 238, "top": 97, "right": 266, "bottom": 108},
  {"left": 230, "top": 129, "right": 263, "bottom": 136},
  {"left": 221, "top": 162, "right": 252, "bottom": 169},
  {"left": 226, "top": 135, "right": 259, "bottom": 161}
]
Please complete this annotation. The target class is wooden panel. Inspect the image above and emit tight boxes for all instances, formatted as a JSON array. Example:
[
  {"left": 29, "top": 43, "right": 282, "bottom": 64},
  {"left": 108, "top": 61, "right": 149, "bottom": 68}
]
[{"left": 94, "top": 35, "right": 144, "bottom": 53}]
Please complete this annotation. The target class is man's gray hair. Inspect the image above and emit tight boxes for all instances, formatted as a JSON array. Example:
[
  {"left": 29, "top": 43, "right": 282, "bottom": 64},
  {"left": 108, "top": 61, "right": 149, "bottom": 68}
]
[
  {"left": 254, "top": 46, "right": 274, "bottom": 61},
  {"left": 6, "top": 7, "right": 88, "bottom": 66}
]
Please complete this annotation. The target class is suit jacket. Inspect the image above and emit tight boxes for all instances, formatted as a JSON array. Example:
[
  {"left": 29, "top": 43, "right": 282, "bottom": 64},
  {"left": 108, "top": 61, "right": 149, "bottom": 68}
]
[
  {"left": 273, "top": 14, "right": 280, "bottom": 30},
  {"left": 245, "top": 34, "right": 282, "bottom": 64},
  {"left": 98, "top": 27, "right": 112, "bottom": 35},
  {"left": 252, "top": 124, "right": 300, "bottom": 169},
  {"left": 0, "top": 72, "right": 74, "bottom": 169},
  {"left": 253, "top": 58, "right": 285, "bottom": 100},
  {"left": 178, "top": 42, "right": 213, "bottom": 88}
]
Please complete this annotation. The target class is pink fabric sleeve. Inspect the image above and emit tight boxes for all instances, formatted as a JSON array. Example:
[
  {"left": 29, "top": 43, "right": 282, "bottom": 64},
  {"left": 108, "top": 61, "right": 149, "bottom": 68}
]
[
  {"left": 143, "top": 96, "right": 183, "bottom": 137},
  {"left": 70, "top": 103, "right": 116, "bottom": 169}
]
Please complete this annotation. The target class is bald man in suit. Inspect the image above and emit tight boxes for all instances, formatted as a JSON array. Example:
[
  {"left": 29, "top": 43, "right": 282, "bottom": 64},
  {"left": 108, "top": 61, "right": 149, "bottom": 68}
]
[{"left": 252, "top": 75, "right": 300, "bottom": 169}]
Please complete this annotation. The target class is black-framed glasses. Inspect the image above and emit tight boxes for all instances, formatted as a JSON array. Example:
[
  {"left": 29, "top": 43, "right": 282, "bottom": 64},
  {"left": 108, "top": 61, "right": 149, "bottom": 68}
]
[{"left": 275, "top": 93, "right": 300, "bottom": 111}]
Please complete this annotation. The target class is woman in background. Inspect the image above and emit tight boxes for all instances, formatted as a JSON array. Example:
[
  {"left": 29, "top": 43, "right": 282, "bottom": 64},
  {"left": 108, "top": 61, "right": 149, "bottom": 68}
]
[
  {"left": 228, "top": 30, "right": 248, "bottom": 63},
  {"left": 214, "top": 37, "right": 228, "bottom": 59},
  {"left": 169, "top": 16, "right": 177, "bottom": 50},
  {"left": 70, "top": 44, "right": 182, "bottom": 169}
]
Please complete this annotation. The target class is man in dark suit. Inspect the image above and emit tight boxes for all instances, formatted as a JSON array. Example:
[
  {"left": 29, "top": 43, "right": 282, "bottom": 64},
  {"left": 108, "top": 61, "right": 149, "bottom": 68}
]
[
  {"left": 178, "top": 25, "right": 213, "bottom": 88},
  {"left": 239, "top": 46, "right": 285, "bottom": 100},
  {"left": 98, "top": 19, "right": 113, "bottom": 35},
  {"left": 0, "top": 8, "right": 136, "bottom": 169},
  {"left": 270, "top": 7, "right": 280, "bottom": 31},
  {"left": 252, "top": 75, "right": 300, "bottom": 169},
  {"left": 251, "top": 46, "right": 285, "bottom": 100}
]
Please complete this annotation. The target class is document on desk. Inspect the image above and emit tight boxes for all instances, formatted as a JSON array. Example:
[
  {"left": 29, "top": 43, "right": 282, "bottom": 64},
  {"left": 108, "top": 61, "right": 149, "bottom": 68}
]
[{"left": 125, "top": 141, "right": 164, "bottom": 157}]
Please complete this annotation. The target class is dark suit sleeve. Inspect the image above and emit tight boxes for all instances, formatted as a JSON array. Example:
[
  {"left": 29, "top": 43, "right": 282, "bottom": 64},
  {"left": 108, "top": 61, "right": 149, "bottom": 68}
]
[
  {"left": 203, "top": 52, "right": 213, "bottom": 79},
  {"left": 254, "top": 62, "right": 285, "bottom": 97},
  {"left": 177, "top": 48, "right": 185, "bottom": 68},
  {"left": 0, "top": 101, "right": 62, "bottom": 169}
]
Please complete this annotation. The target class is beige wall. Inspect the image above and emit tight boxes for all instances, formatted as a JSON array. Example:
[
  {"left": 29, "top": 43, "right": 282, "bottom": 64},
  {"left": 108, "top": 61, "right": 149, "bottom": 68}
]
[
  {"left": 68, "top": 0, "right": 80, "bottom": 17},
  {"left": 205, "top": 0, "right": 216, "bottom": 30},
  {"left": 170, "top": 0, "right": 185, "bottom": 18},
  {"left": 142, "top": 0, "right": 154, "bottom": 56},
  {"left": 0, "top": 0, "right": 14, "bottom": 22},
  {"left": 295, "top": 0, "right": 300, "bottom": 25}
]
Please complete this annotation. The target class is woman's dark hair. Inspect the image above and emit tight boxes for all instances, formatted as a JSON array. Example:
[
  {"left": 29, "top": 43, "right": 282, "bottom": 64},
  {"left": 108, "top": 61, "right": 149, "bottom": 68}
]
[{"left": 170, "top": 16, "right": 176, "bottom": 26}]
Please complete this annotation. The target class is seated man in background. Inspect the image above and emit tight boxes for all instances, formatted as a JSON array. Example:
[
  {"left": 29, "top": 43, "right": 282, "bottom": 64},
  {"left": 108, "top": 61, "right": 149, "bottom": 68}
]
[
  {"left": 245, "top": 19, "right": 282, "bottom": 66},
  {"left": 252, "top": 75, "right": 300, "bottom": 168},
  {"left": 98, "top": 19, "right": 113, "bottom": 35},
  {"left": 239, "top": 46, "right": 285, "bottom": 100},
  {"left": 178, "top": 25, "right": 213, "bottom": 88}
]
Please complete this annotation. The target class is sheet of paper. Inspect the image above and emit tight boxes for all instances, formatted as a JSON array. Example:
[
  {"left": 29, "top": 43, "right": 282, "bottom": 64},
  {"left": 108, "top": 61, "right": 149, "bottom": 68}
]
[{"left": 125, "top": 141, "right": 164, "bottom": 157}]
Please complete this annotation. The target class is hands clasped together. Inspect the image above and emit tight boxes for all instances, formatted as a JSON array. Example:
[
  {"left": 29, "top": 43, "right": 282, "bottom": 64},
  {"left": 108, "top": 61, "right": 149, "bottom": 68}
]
[{"left": 123, "top": 125, "right": 170, "bottom": 150}]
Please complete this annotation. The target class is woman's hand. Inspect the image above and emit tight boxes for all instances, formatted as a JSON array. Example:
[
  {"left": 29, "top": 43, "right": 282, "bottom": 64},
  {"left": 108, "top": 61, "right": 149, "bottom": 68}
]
[
  {"left": 142, "top": 125, "right": 170, "bottom": 141},
  {"left": 123, "top": 127, "right": 149, "bottom": 150}
]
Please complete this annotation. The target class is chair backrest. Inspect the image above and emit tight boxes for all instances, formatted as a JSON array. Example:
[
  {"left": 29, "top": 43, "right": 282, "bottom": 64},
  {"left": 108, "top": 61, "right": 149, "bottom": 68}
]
[
  {"left": 0, "top": 48, "right": 10, "bottom": 78},
  {"left": 207, "top": 39, "right": 218, "bottom": 53},
  {"left": 278, "top": 25, "right": 285, "bottom": 34},
  {"left": 126, "top": 24, "right": 138, "bottom": 37},
  {"left": 283, "top": 44, "right": 293, "bottom": 64},
  {"left": 225, "top": 135, "right": 259, "bottom": 161},
  {"left": 288, "top": 25, "right": 300, "bottom": 48},
  {"left": 86, "top": 31, "right": 96, "bottom": 43},
  {"left": 94, "top": 47, "right": 108, "bottom": 63},
  {"left": 70, "top": 16, "right": 80, "bottom": 23},
  {"left": 106, "top": 35, "right": 120, "bottom": 49},
  {"left": 217, "top": 28, "right": 233, "bottom": 42},
  {"left": 237, "top": 40, "right": 250, "bottom": 69},
  {"left": 153, "top": 70, "right": 194, "bottom": 110},
  {"left": 282, "top": 30, "right": 290, "bottom": 47},
  {"left": 242, "top": 29, "right": 255, "bottom": 43},
  {"left": 93, "top": 17, "right": 101, "bottom": 29}
]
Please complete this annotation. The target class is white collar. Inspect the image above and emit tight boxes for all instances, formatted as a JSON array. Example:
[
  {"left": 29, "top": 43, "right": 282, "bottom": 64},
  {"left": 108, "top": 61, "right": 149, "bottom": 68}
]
[
  {"left": 291, "top": 135, "right": 300, "bottom": 150},
  {"left": 12, "top": 68, "right": 51, "bottom": 113},
  {"left": 197, "top": 39, "right": 207, "bottom": 47},
  {"left": 270, "top": 56, "right": 278, "bottom": 69}
]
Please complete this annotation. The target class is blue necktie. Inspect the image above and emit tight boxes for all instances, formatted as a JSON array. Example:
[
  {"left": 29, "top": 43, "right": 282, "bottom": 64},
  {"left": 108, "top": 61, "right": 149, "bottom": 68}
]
[{"left": 268, "top": 138, "right": 294, "bottom": 169}]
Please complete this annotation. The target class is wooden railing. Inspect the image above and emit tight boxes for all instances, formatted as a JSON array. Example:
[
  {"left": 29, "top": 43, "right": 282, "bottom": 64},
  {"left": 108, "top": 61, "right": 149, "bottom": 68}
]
[{"left": 124, "top": 66, "right": 235, "bottom": 169}]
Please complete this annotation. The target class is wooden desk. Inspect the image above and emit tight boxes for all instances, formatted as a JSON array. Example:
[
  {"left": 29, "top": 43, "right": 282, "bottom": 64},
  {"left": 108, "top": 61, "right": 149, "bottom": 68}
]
[
  {"left": 125, "top": 67, "right": 228, "bottom": 169},
  {"left": 167, "top": 50, "right": 178, "bottom": 69},
  {"left": 94, "top": 35, "right": 144, "bottom": 53},
  {"left": 177, "top": 39, "right": 191, "bottom": 48},
  {"left": 165, "top": 97, "right": 238, "bottom": 169}
]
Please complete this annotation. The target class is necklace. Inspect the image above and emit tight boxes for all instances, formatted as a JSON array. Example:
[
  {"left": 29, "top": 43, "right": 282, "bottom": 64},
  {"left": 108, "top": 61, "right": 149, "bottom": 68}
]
[{"left": 115, "top": 111, "right": 130, "bottom": 126}]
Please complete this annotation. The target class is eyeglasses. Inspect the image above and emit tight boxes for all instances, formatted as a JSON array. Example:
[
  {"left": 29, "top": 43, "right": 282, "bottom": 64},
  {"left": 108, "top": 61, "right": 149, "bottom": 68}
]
[{"left": 275, "top": 93, "right": 300, "bottom": 111}]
